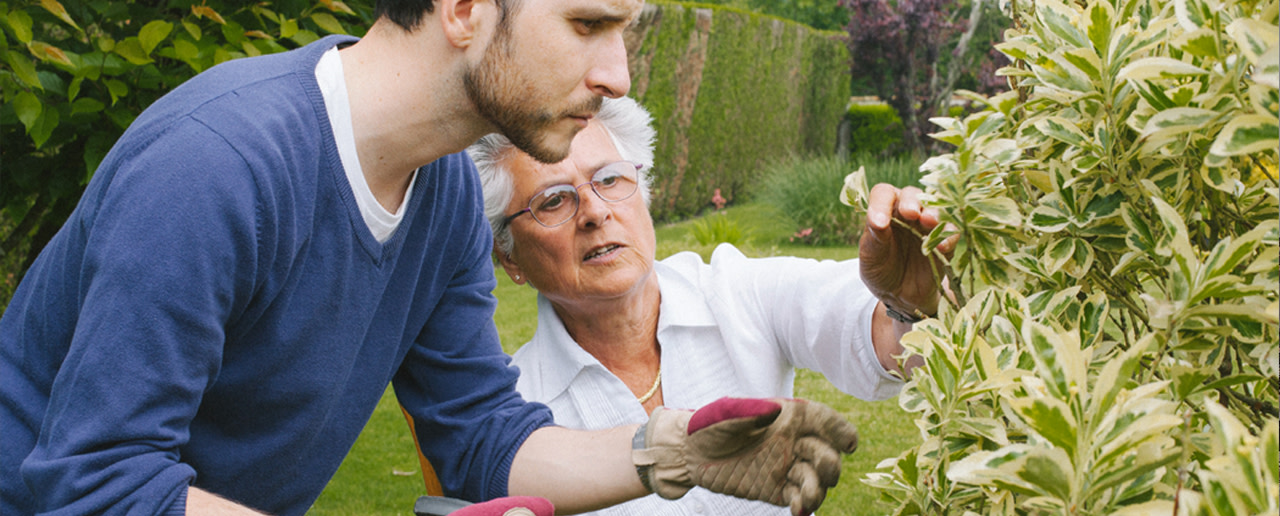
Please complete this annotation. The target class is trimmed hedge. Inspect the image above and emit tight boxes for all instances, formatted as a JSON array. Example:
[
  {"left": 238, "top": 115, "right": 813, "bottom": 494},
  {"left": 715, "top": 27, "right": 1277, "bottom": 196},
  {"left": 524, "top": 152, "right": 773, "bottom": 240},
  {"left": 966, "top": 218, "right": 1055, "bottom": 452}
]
[
  {"left": 843, "top": 102, "right": 904, "bottom": 157},
  {"left": 628, "top": 2, "right": 850, "bottom": 221}
]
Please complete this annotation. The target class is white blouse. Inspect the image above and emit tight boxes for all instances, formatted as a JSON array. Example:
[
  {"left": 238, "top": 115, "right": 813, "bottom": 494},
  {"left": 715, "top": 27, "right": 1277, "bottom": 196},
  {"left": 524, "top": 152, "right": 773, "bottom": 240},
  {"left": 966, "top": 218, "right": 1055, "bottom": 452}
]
[{"left": 511, "top": 244, "right": 904, "bottom": 516}]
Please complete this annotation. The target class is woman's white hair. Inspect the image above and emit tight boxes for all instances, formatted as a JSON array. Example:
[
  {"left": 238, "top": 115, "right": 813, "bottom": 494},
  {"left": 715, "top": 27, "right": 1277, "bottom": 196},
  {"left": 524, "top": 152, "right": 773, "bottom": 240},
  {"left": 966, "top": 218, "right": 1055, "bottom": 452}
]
[{"left": 469, "top": 96, "right": 656, "bottom": 256}]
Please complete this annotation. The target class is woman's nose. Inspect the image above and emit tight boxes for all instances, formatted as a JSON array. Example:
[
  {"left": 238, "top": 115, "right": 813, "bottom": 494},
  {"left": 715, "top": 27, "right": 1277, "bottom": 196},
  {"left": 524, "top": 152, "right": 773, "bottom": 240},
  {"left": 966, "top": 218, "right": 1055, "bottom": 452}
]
[{"left": 575, "top": 184, "right": 613, "bottom": 228}]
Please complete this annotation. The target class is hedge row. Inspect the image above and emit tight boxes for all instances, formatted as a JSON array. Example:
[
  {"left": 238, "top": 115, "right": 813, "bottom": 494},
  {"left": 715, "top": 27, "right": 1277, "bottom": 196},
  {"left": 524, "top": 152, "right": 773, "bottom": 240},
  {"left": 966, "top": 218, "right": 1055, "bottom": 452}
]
[{"left": 628, "top": 2, "right": 851, "bottom": 221}]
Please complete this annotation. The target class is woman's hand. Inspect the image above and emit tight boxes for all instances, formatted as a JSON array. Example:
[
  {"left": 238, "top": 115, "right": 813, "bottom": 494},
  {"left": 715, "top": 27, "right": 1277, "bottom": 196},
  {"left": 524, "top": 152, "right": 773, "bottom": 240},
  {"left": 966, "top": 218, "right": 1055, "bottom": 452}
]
[{"left": 859, "top": 184, "right": 955, "bottom": 318}]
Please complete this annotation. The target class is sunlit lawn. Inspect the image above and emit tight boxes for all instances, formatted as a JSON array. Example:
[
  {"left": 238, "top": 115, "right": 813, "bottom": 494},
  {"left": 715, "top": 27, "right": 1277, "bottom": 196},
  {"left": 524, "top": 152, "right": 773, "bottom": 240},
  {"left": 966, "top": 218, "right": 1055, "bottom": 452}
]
[{"left": 311, "top": 203, "right": 914, "bottom": 515}]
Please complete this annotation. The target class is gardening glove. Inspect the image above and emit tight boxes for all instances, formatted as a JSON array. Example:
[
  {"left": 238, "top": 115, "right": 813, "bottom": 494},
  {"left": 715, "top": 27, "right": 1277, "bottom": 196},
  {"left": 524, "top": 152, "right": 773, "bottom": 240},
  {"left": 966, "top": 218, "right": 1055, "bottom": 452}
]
[
  {"left": 631, "top": 397, "right": 858, "bottom": 516},
  {"left": 447, "top": 497, "right": 554, "bottom": 516}
]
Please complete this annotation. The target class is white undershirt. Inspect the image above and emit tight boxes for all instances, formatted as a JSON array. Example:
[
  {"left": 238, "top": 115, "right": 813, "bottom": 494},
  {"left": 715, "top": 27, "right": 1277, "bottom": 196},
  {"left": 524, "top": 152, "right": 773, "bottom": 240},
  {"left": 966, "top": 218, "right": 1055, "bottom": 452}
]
[{"left": 315, "top": 47, "right": 415, "bottom": 243}]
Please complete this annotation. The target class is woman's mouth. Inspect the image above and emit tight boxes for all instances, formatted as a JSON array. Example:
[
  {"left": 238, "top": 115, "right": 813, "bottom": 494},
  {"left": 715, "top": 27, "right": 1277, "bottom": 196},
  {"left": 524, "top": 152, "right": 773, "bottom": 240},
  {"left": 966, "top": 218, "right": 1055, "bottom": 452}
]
[{"left": 583, "top": 244, "right": 621, "bottom": 262}]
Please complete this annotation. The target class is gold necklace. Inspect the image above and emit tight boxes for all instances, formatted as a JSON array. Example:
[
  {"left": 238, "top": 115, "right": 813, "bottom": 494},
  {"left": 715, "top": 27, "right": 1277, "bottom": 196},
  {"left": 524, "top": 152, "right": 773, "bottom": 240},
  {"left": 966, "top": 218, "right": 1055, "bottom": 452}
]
[{"left": 636, "top": 369, "right": 662, "bottom": 404}]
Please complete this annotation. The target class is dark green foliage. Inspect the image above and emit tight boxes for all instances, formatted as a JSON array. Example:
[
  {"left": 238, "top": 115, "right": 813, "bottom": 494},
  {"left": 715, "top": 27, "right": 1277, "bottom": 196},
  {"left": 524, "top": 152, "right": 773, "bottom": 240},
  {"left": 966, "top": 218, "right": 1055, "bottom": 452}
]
[
  {"left": 634, "top": 2, "right": 850, "bottom": 222},
  {"left": 686, "top": 0, "right": 852, "bottom": 31},
  {"left": 844, "top": 102, "right": 903, "bottom": 156},
  {"left": 0, "top": 0, "right": 374, "bottom": 306}
]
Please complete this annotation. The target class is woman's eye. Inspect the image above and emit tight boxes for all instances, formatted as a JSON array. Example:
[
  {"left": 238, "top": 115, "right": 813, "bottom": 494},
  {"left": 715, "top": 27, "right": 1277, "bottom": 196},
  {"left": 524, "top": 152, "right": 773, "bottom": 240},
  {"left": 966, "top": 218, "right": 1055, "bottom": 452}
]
[
  {"left": 537, "top": 191, "right": 572, "bottom": 211},
  {"left": 596, "top": 174, "right": 620, "bottom": 188}
]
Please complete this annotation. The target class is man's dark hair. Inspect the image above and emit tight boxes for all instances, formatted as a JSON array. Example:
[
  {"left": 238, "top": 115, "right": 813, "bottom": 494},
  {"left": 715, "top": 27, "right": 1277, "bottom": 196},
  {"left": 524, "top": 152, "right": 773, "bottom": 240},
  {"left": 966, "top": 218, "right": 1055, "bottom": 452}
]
[
  {"left": 375, "top": 0, "right": 515, "bottom": 31},
  {"left": 375, "top": 0, "right": 438, "bottom": 31}
]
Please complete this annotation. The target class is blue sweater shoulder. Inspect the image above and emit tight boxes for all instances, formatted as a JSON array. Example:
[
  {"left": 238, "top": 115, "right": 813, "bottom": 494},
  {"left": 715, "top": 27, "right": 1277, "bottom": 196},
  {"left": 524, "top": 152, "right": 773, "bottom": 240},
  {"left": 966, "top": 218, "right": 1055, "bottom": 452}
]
[{"left": 0, "top": 34, "right": 551, "bottom": 515}]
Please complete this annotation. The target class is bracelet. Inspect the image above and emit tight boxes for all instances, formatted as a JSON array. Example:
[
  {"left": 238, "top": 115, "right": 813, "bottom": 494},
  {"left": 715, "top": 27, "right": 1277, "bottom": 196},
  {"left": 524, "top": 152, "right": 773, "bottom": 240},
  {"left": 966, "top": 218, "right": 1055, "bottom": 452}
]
[
  {"left": 632, "top": 424, "right": 655, "bottom": 494},
  {"left": 884, "top": 303, "right": 928, "bottom": 324}
]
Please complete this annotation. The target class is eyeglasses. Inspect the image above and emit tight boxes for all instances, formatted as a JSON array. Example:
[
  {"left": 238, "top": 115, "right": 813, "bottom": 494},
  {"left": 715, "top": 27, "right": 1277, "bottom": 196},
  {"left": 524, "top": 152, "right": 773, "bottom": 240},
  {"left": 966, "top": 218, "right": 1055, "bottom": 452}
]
[{"left": 502, "top": 161, "right": 642, "bottom": 228}]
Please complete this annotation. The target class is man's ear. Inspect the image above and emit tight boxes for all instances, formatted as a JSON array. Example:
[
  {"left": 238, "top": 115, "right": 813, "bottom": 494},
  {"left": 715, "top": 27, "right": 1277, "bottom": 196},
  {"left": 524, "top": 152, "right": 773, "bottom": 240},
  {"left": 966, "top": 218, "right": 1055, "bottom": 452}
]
[
  {"left": 439, "top": 0, "right": 499, "bottom": 49},
  {"left": 496, "top": 246, "right": 527, "bottom": 285}
]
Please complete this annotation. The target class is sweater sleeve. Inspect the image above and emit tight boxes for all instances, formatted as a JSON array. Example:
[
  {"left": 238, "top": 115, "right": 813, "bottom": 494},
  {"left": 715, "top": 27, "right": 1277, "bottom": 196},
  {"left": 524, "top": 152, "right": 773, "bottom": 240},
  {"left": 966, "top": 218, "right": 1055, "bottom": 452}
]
[
  {"left": 392, "top": 160, "right": 553, "bottom": 503},
  {"left": 19, "top": 120, "right": 260, "bottom": 514}
]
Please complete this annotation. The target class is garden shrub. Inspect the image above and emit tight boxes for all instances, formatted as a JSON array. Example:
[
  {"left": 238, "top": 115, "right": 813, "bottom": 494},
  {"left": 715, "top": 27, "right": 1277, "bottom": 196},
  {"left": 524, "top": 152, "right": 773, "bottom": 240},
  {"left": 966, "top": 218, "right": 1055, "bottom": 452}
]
[
  {"left": 842, "top": 0, "right": 1279, "bottom": 513},
  {"left": 844, "top": 102, "right": 904, "bottom": 156},
  {"left": 689, "top": 212, "right": 751, "bottom": 246},
  {"left": 759, "top": 153, "right": 921, "bottom": 245}
]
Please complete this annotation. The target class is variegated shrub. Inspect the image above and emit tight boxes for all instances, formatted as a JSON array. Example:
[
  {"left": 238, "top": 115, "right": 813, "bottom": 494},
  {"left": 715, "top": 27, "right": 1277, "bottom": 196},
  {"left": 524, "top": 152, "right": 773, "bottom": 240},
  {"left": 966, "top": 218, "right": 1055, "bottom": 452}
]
[{"left": 842, "top": 0, "right": 1279, "bottom": 513}]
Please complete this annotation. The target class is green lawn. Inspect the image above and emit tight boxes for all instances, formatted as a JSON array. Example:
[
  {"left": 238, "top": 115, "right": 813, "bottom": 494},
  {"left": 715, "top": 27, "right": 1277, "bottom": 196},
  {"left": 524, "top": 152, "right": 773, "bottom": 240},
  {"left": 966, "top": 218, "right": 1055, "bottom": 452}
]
[{"left": 311, "top": 203, "right": 914, "bottom": 515}]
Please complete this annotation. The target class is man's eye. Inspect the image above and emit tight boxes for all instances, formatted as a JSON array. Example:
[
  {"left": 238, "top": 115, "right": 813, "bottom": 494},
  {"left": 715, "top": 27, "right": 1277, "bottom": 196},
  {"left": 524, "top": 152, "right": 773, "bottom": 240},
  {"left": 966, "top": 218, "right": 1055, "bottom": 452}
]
[{"left": 575, "top": 19, "right": 604, "bottom": 34}]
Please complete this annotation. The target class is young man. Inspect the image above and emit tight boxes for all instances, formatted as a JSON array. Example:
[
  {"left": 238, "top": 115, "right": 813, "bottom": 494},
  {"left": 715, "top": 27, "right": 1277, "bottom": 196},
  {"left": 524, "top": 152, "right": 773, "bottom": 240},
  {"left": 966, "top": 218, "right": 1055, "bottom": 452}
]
[{"left": 0, "top": 1, "right": 860, "bottom": 515}]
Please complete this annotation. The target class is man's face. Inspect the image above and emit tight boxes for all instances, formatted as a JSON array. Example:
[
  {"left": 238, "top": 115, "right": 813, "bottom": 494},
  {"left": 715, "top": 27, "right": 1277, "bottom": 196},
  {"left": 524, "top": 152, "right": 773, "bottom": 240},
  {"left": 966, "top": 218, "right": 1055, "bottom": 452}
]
[{"left": 463, "top": 0, "right": 642, "bottom": 163}]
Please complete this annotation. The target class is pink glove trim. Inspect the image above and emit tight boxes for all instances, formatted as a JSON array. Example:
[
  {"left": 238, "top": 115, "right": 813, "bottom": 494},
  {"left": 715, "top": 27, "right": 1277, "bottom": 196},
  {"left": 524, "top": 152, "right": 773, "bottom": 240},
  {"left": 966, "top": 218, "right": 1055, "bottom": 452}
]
[
  {"left": 687, "top": 397, "right": 783, "bottom": 434},
  {"left": 447, "top": 497, "right": 554, "bottom": 516}
]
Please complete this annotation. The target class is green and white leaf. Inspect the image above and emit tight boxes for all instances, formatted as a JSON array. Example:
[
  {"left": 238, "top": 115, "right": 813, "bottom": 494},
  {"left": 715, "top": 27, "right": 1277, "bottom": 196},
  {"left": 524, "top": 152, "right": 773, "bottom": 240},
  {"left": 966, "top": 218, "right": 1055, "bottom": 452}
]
[
  {"left": 1225, "top": 18, "right": 1278, "bottom": 67},
  {"left": 1033, "top": 52, "right": 1098, "bottom": 94},
  {"left": 1036, "top": 0, "right": 1089, "bottom": 48},
  {"left": 839, "top": 166, "right": 869, "bottom": 209},
  {"left": 1173, "top": 0, "right": 1209, "bottom": 31},
  {"left": 1252, "top": 45, "right": 1279, "bottom": 89},
  {"left": 1035, "top": 116, "right": 1093, "bottom": 148},
  {"left": 1118, "top": 57, "right": 1210, "bottom": 81},
  {"left": 1209, "top": 114, "right": 1279, "bottom": 158}
]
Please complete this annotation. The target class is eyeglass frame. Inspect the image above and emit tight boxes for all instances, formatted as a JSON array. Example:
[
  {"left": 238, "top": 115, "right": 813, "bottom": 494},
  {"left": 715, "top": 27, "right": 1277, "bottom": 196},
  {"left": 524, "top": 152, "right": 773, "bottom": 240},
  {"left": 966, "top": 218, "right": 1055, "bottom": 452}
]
[{"left": 501, "top": 161, "right": 644, "bottom": 229}]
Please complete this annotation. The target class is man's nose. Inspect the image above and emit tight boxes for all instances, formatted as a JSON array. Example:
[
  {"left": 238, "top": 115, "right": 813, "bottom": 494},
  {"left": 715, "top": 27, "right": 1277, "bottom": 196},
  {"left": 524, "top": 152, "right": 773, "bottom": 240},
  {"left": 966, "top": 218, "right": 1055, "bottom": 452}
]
[{"left": 586, "top": 32, "right": 631, "bottom": 99}]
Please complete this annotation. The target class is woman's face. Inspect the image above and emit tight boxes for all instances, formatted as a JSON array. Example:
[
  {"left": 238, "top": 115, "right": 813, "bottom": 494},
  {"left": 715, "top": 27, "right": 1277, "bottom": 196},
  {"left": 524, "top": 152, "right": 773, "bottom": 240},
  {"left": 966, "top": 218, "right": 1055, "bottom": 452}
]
[{"left": 498, "top": 121, "right": 657, "bottom": 309}]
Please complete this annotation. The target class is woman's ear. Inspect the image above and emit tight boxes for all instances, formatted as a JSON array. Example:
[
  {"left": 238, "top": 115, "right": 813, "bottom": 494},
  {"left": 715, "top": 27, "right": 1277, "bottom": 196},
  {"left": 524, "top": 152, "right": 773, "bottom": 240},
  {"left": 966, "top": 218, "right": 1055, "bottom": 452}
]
[
  {"left": 439, "top": 0, "right": 499, "bottom": 49},
  {"left": 495, "top": 246, "right": 527, "bottom": 285}
]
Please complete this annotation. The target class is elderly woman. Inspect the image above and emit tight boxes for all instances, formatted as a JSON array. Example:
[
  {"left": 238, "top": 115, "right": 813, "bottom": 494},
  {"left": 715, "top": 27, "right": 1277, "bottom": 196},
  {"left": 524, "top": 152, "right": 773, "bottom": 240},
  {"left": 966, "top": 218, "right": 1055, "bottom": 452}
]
[{"left": 469, "top": 97, "right": 942, "bottom": 516}]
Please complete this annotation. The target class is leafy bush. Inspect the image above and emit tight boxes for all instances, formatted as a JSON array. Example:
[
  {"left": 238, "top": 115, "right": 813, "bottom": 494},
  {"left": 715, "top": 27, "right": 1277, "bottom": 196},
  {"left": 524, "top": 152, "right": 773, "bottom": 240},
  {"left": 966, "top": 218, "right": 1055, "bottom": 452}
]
[
  {"left": 842, "top": 0, "right": 1279, "bottom": 513},
  {"left": 0, "top": 0, "right": 372, "bottom": 308},
  {"left": 844, "top": 102, "right": 904, "bottom": 156},
  {"left": 689, "top": 212, "right": 751, "bottom": 246},
  {"left": 761, "top": 153, "right": 923, "bottom": 245}
]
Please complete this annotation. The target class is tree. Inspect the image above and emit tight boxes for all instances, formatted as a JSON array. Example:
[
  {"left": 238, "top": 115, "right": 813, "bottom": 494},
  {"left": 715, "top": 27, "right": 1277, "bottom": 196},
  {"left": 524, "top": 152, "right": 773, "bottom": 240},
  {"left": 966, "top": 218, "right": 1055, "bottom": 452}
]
[
  {"left": 841, "top": 0, "right": 1009, "bottom": 153},
  {"left": 843, "top": 0, "right": 1279, "bottom": 512},
  {"left": 0, "top": 0, "right": 373, "bottom": 306}
]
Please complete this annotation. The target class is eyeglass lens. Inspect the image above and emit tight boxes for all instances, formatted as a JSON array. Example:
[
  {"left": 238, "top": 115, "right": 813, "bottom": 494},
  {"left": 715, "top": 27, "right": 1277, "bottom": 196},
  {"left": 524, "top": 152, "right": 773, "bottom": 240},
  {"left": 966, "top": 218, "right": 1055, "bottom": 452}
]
[{"left": 528, "top": 161, "right": 639, "bottom": 227}]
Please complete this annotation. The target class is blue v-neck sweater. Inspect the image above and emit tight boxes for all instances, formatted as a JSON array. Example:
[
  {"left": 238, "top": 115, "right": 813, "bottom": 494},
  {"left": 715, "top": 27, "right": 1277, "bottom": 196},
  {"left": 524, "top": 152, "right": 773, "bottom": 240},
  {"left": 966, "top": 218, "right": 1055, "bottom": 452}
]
[{"left": 0, "top": 35, "right": 551, "bottom": 515}]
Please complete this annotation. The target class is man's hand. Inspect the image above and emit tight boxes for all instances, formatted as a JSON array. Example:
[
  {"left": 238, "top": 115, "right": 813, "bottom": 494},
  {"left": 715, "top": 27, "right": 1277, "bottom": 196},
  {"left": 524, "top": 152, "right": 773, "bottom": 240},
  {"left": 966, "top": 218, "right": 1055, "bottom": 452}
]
[
  {"left": 860, "top": 183, "right": 954, "bottom": 319},
  {"left": 632, "top": 397, "right": 858, "bottom": 516}
]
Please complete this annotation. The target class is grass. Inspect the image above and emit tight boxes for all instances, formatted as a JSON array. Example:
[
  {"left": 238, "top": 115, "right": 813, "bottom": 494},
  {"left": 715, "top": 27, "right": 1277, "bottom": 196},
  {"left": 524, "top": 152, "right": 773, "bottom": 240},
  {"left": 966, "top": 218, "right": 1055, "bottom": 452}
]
[{"left": 311, "top": 202, "right": 915, "bottom": 515}]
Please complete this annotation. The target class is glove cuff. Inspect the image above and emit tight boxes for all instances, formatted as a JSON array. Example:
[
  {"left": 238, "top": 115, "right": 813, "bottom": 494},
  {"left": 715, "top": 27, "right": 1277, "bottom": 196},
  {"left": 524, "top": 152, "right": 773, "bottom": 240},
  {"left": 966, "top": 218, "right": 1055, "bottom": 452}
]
[
  {"left": 631, "top": 407, "right": 693, "bottom": 500},
  {"left": 631, "top": 425, "right": 655, "bottom": 494}
]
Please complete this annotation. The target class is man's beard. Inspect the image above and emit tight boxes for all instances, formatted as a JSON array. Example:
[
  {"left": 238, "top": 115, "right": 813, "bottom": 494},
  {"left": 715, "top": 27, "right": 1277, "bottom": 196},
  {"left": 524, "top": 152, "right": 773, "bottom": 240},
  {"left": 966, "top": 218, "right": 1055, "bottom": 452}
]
[{"left": 463, "top": 26, "right": 601, "bottom": 164}]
